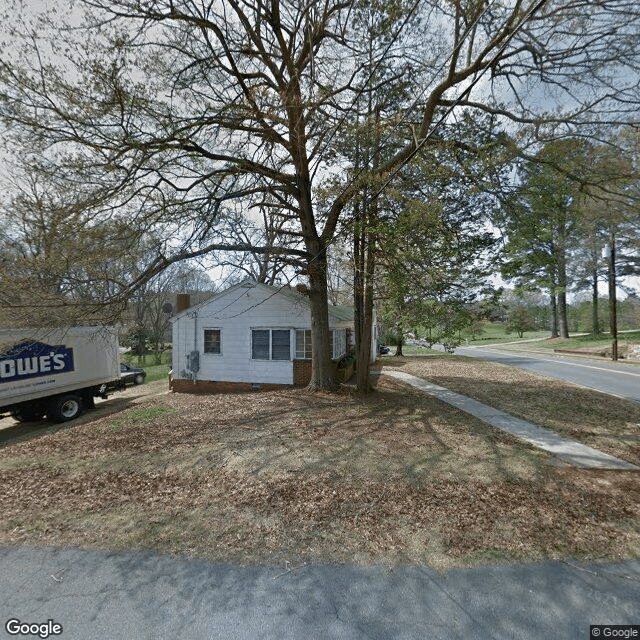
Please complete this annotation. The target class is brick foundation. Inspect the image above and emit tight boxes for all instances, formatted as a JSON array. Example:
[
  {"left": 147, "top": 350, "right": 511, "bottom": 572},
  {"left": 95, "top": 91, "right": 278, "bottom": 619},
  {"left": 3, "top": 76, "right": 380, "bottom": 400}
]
[
  {"left": 293, "top": 359, "right": 313, "bottom": 386},
  {"left": 293, "top": 358, "right": 346, "bottom": 385},
  {"left": 170, "top": 358, "right": 345, "bottom": 394},
  {"left": 170, "top": 378, "right": 291, "bottom": 394}
]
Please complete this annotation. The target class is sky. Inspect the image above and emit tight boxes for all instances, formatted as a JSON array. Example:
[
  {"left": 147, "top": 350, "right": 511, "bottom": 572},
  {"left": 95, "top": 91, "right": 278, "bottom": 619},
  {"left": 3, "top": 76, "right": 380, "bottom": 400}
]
[{"left": 1, "top": 0, "right": 638, "bottom": 301}]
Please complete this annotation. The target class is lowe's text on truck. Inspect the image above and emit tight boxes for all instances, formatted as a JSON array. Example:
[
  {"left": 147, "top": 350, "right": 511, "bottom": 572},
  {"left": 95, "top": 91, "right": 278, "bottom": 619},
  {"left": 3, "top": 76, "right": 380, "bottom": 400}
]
[
  {"left": 0, "top": 341, "right": 75, "bottom": 382},
  {"left": 0, "top": 327, "right": 120, "bottom": 423}
]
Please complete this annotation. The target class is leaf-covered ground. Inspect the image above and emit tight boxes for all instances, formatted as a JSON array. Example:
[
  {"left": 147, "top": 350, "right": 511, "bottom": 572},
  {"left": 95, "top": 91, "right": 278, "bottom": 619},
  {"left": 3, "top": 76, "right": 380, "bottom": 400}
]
[
  {"left": 0, "top": 362, "right": 638, "bottom": 568},
  {"left": 385, "top": 355, "right": 640, "bottom": 466}
]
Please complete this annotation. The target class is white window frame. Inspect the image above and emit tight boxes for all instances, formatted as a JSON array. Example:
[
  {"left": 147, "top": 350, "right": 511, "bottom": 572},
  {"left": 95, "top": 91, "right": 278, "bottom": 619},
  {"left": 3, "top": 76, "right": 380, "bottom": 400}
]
[
  {"left": 203, "top": 328, "right": 222, "bottom": 355},
  {"left": 251, "top": 328, "right": 291, "bottom": 361},
  {"left": 331, "top": 328, "right": 347, "bottom": 360},
  {"left": 295, "top": 329, "right": 312, "bottom": 360},
  {"left": 295, "top": 328, "right": 347, "bottom": 360}
]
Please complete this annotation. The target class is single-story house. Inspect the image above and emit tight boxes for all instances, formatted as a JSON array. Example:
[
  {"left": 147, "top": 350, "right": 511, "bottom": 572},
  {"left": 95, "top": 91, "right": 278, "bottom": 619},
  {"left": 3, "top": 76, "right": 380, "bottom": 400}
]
[{"left": 170, "top": 279, "right": 377, "bottom": 393}]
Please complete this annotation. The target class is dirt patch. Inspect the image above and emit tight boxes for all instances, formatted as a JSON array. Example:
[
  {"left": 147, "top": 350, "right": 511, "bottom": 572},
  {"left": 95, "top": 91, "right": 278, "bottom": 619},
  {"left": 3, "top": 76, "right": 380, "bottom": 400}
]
[
  {"left": 385, "top": 356, "right": 640, "bottom": 466},
  {"left": 0, "top": 375, "right": 638, "bottom": 568}
]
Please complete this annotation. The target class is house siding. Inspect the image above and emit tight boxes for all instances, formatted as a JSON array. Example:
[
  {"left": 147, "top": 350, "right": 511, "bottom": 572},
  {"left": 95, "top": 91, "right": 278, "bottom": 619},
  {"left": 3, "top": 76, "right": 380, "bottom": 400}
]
[{"left": 171, "top": 282, "right": 359, "bottom": 391}]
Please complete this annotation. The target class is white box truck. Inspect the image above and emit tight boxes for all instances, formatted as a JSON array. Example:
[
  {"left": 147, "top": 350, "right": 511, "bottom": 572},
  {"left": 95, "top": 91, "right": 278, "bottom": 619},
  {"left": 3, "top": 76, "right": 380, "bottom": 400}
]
[{"left": 0, "top": 326, "right": 120, "bottom": 423}]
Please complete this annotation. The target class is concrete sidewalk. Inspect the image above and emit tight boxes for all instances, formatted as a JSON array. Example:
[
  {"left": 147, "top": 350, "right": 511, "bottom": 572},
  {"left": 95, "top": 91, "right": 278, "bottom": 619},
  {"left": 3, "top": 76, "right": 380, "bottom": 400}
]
[
  {"left": 1, "top": 546, "right": 639, "bottom": 640},
  {"left": 385, "top": 370, "right": 639, "bottom": 471}
]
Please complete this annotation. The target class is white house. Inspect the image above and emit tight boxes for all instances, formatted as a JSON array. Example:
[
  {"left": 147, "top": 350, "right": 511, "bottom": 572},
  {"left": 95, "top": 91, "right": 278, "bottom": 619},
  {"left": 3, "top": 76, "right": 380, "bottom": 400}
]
[{"left": 170, "top": 280, "right": 377, "bottom": 393}]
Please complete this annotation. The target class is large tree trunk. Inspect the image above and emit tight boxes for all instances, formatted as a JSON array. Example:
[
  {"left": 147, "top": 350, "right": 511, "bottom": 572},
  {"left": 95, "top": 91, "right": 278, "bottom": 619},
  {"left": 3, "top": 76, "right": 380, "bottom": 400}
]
[
  {"left": 354, "top": 105, "right": 380, "bottom": 393},
  {"left": 356, "top": 229, "right": 375, "bottom": 393},
  {"left": 295, "top": 156, "right": 335, "bottom": 391},
  {"left": 557, "top": 290, "right": 569, "bottom": 338},
  {"left": 557, "top": 251, "right": 569, "bottom": 338},
  {"left": 353, "top": 205, "right": 373, "bottom": 393},
  {"left": 552, "top": 218, "right": 571, "bottom": 338},
  {"left": 353, "top": 201, "right": 364, "bottom": 363},
  {"left": 607, "top": 231, "right": 618, "bottom": 361},
  {"left": 395, "top": 327, "right": 404, "bottom": 357},
  {"left": 290, "top": 93, "right": 336, "bottom": 391},
  {"left": 306, "top": 242, "right": 336, "bottom": 391},
  {"left": 549, "top": 292, "right": 559, "bottom": 337}
]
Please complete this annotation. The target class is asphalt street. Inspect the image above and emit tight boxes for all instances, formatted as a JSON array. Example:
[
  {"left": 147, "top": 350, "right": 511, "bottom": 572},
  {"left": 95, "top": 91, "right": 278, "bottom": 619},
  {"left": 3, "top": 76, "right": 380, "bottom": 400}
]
[
  {"left": 455, "top": 345, "right": 640, "bottom": 404},
  {"left": 1, "top": 547, "right": 639, "bottom": 640},
  {"left": 2, "top": 358, "right": 639, "bottom": 639}
]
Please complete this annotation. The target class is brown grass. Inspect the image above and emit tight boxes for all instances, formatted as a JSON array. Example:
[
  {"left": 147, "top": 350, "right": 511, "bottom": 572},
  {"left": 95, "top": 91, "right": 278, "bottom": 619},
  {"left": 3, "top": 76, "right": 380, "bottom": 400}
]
[{"left": 0, "top": 370, "right": 638, "bottom": 568}]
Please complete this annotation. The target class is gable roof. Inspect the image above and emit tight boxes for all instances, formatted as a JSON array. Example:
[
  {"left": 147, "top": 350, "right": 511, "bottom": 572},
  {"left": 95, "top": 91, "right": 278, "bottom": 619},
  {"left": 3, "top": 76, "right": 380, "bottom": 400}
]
[
  {"left": 169, "top": 278, "right": 255, "bottom": 322},
  {"left": 170, "top": 279, "right": 354, "bottom": 324},
  {"left": 330, "top": 305, "right": 355, "bottom": 322}
]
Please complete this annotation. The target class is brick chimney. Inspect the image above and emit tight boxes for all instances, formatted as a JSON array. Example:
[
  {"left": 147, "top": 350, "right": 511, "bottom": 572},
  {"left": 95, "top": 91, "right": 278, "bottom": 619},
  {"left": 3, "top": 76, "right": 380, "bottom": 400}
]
[
  {"left": 295, "top": 284, "right": 310, "bottom": 296},
  {"left": 176, "top": 293, "right": 191, "bottom": 313}
]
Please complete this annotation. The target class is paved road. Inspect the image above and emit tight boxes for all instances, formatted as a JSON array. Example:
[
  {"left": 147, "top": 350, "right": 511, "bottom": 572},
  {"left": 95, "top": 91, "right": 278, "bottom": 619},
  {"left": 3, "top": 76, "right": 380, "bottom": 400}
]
[
  {"left": 1, "top": 547, "right": 639, "bottom": 640},
  {"left": 456, "top": 345, "right": 640, "bottom": 404}
]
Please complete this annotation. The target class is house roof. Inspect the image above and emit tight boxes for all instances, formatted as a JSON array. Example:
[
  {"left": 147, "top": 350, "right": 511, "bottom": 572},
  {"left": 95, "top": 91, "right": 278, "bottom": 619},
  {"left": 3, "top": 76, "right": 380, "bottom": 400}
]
[
  {"left": 264, "top": 284, "right": 355, "bottom": 323},
  {"left": 329, "top": 305, "right": 355, "bottom": 322},
  {"left": 170, "top": 279, "right": 355, "bottom": 324},
  {"left": 169, "top": 278, "right": 253, "bottom": 322}
]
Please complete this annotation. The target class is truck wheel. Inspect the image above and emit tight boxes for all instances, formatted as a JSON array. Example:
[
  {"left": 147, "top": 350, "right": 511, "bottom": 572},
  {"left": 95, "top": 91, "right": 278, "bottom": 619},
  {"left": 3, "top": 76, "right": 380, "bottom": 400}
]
[
  {"left": 49, "top": 395, "right": 83, "bottom": 423},
  {"left": 133, "top": 374, "right": 145, "bottom": 385},
  {"left": 11, "top": 406, "right": 45, "bottom": 422}
]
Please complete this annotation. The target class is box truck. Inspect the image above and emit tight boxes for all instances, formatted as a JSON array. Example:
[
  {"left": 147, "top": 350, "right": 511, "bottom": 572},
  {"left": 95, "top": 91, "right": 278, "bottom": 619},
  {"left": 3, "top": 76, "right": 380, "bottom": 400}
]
[{"left": 0, "top": 326, "right": 120, "bottom": 423}]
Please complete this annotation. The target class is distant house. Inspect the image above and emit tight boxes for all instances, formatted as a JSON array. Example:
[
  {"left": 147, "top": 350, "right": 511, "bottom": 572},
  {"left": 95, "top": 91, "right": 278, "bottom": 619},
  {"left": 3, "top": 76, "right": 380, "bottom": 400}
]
[{"left": 170, "top": 280, "right": 377, "bottom": 393}]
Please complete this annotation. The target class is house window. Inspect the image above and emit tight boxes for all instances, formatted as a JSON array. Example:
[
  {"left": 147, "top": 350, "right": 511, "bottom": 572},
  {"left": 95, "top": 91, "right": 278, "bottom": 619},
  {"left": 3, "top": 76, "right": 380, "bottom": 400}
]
[
  {"left": 295, "top": 329, "right": 347, "bottom": 360},
  {"left": 295, "top": 330, "right": 312, "bottom": 359},
  {"left": 332, "top": 329, "right": 347, "bottom": 359},
  {"left": 271, "top": 330, "right": 291, "bottom": 360},
  {"left": 204, "top": 329, "right": 221, "bottom": 354},
  {"left": 252, "top": 329, "right": 291, "bottom": 361},
  {"left": 251, "top": 329, "right": 270, "bottom": 360}
]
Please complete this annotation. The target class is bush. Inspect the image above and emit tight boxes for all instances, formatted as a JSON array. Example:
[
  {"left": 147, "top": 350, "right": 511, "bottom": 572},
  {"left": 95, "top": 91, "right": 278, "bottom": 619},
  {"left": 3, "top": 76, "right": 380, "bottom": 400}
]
[
  {"left": 337, "top": 354, "right": 355, "bottom": 369},
  {"left": 505, "top": 307, "right": 535, "bottom": 338}
]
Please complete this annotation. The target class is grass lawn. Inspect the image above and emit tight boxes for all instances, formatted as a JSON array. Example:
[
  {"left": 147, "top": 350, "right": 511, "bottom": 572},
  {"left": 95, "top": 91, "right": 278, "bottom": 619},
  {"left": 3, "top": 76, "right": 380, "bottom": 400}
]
[
  {"left": 393, "top": 322, "right": 549, "bottom": 351},
  {"left": 512, "top": 331, "right": 640, "bottom": 357},
  {"left": 123, "top": 350, "right": 172, "bottom": 383},
  {"left": 384, "top": 356, "right": 640, "bottom": 466},
  {"left": 464, "top": 321, "right": 550, "bottom": 345},
  {"left": 1, "top": 356, "right": 638, "bottom": 569},
  {"left": 463, "top": 331, "right": 550, "bottom": 345}
]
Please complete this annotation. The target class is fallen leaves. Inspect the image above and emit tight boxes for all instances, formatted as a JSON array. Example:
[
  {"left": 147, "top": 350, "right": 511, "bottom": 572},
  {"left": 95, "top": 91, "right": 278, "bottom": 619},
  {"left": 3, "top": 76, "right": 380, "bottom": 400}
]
[
  {"left": 386, "top": 356, "right": 640, "bottom": 465},
  {"left": 0, "top": 369, "right": 638, "bottom": 567}
]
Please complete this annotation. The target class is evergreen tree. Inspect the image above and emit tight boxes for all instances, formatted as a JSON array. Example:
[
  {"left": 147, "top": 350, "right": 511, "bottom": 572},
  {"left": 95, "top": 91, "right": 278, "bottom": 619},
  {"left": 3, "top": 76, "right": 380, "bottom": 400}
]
[{"left": 500, "top": 139, "right": 593, "bottom": 338}]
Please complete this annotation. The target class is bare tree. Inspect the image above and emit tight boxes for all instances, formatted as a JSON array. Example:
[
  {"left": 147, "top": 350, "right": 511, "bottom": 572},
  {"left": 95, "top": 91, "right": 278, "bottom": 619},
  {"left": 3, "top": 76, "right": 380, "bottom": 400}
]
[
  {"left": 1, "top": 0, "right": 639, "bottom": 389},
  {"left": 211, "top": 203, "right": 299, "bottom": 285},
  {"left": 126, "top": 262, "right": 214, "bottom": 363}
]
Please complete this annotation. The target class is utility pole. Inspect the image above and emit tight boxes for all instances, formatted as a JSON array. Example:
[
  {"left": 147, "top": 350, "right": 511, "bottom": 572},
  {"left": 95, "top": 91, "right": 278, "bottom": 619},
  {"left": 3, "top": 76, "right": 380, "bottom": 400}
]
[{"left": 603, "top": 233, "right": 618, "bottom": 361}]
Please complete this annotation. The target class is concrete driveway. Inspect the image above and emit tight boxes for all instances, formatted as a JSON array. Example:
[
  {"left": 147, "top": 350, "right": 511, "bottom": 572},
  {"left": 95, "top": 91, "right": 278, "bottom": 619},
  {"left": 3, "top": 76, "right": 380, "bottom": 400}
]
[{"left": 1, "top": 547, "right": 638, "bottom": 640}]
